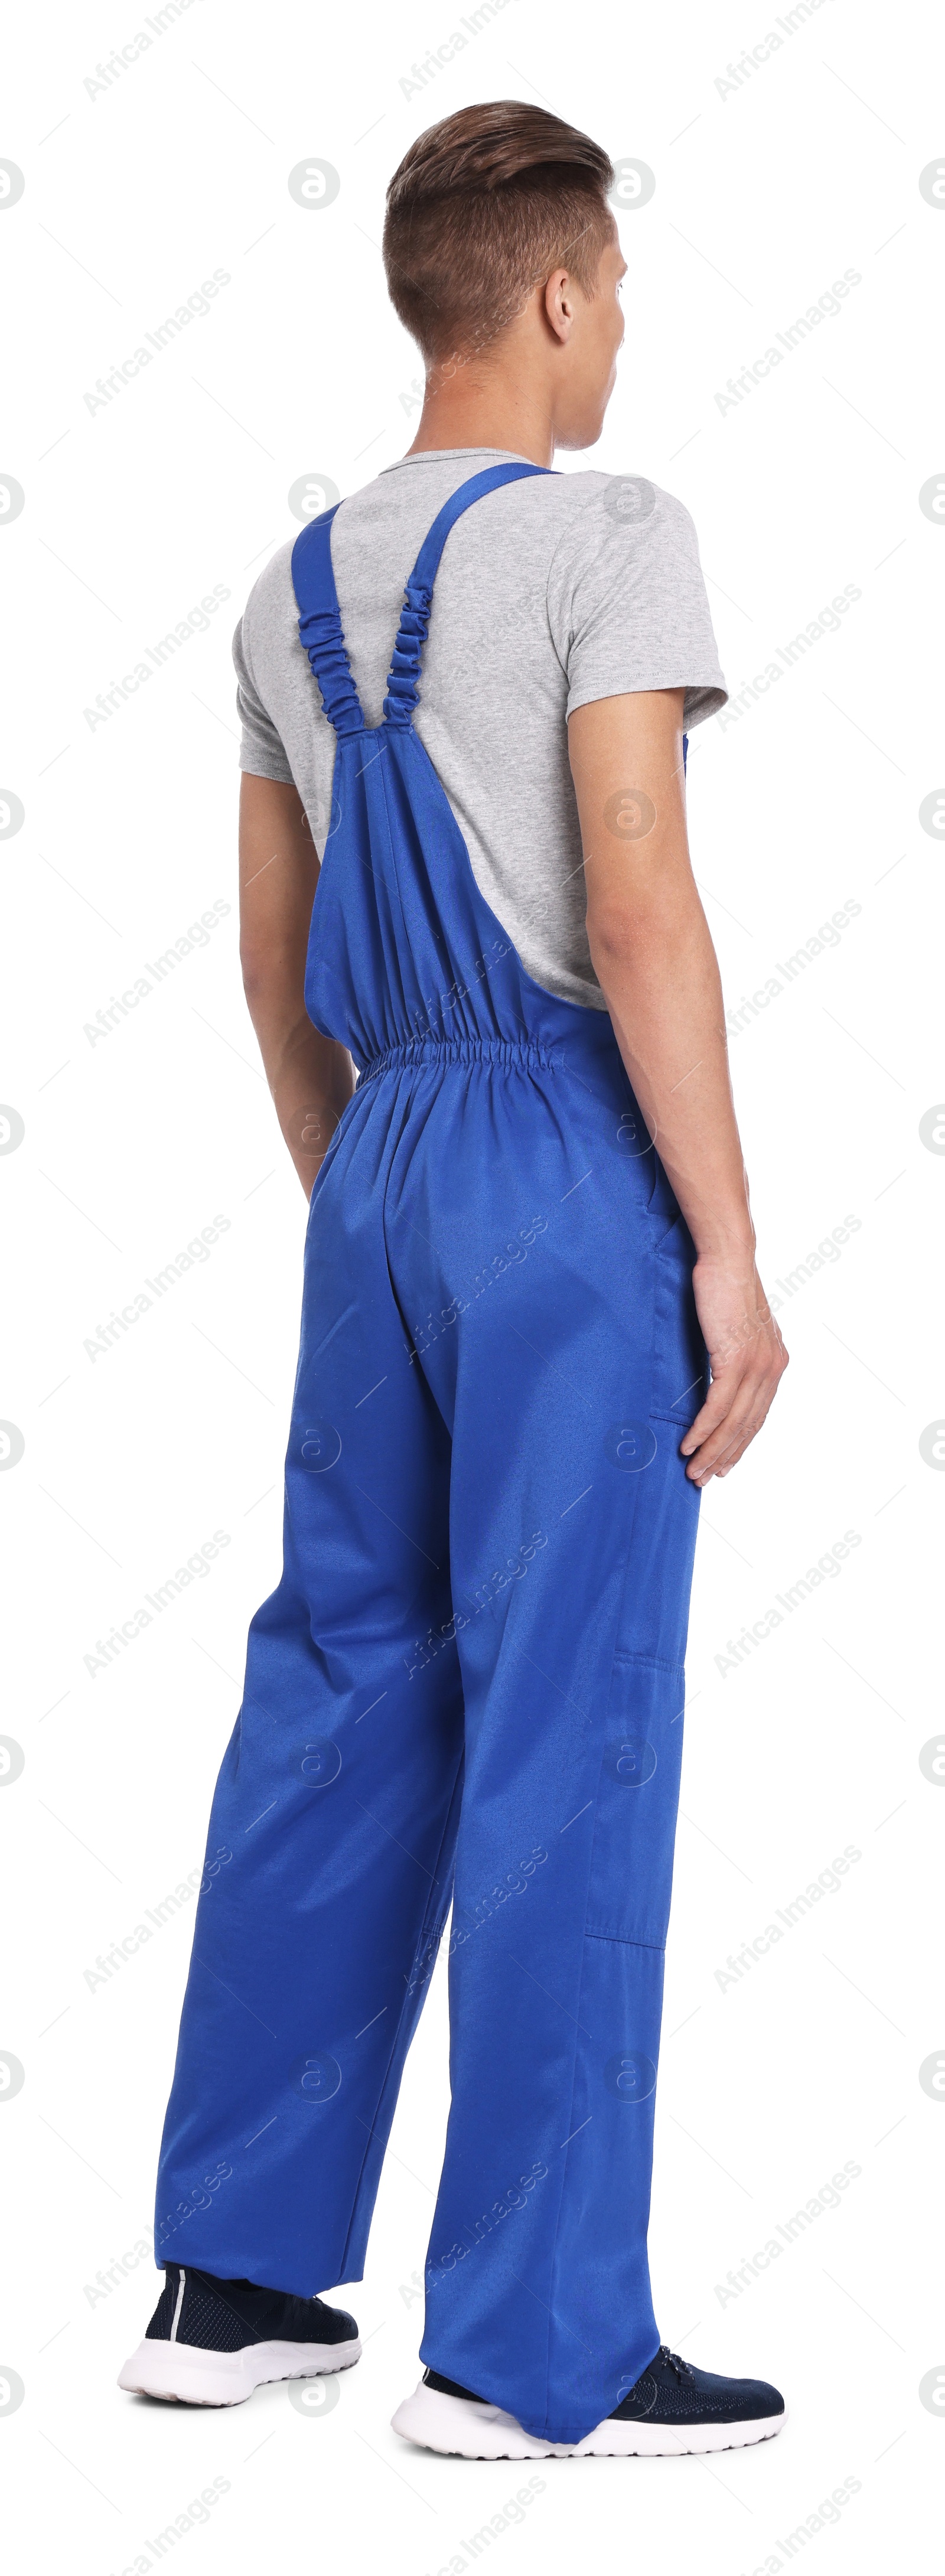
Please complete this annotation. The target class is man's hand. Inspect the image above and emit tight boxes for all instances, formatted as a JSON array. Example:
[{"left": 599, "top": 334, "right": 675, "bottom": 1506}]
[
  {"left": 568, "top": 686, "right": 788, "bottom": 1486},
  {"left": 239, "top": 774, "right": 354, "bottom": 1195},
  {"left": 682, "top": 1254, "right": 788, "bottom": 1485}
]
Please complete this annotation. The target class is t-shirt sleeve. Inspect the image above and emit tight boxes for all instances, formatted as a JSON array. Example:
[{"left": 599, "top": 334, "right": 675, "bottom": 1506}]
[
  {"left": 233, "top": 614, "right": 295, "bottom": 782},
  {"left": 549, "top": 480, "right": 728, "bottom": 729}
]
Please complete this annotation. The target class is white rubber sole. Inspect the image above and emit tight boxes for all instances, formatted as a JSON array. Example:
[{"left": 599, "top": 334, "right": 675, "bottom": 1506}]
[
  {"left": 390, "top": 2381, "right": 786, "bottom": 2459},
  {"left": 118, "top": 2334, "right": 361, "bottom": 2407}
]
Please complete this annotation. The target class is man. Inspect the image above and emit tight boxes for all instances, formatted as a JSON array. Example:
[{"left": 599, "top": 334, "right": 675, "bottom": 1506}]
[{"left": 120, "top": 101, "right": 788, "bottom": 2458}]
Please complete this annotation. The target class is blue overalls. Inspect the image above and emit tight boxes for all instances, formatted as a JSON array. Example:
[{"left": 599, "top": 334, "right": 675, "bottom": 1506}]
[{"left": 155, "top": 464, "right": 708, "bottom": 2445}]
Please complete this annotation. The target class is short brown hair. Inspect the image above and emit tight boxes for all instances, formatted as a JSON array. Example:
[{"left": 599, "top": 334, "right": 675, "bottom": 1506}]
[{"left": 384, "top": 102, "right": 614, "bottom": 366}]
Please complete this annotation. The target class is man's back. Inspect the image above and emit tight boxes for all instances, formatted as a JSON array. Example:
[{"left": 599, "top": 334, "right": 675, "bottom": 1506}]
[{"left": 234, "top": 448, "right": 725, "bottom": 1008}]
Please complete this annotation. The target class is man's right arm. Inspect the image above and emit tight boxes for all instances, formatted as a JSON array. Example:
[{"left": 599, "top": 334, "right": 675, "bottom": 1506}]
[
  {"left": 569, "top": 685, "right": 788, "bottom": 1487},
  {"left": 239, "top": 773, "right": 354, "bottom": 1196}
]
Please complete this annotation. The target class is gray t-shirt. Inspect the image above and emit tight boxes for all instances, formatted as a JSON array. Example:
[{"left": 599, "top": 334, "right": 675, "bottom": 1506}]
[{"left": 234, "top": 447, "right": 727, "bottom": 1012}]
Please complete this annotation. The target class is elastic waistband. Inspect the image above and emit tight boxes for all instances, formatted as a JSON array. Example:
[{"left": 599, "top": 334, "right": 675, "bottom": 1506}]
[{"left": 357, "top": 1035, "right": 560, "bottom": 1084}]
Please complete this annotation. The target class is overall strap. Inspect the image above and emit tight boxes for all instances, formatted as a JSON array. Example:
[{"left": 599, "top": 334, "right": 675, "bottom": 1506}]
[
  {"left": 383, "top": 462, "right": 554, "bottom": 729},
  {"left": 291, "top": 504, "right": 365, "bottom": 738}
]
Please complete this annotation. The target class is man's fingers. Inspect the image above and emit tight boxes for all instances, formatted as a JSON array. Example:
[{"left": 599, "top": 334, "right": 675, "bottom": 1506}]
[
  {"left": 682, "top": 1362, "right": 783, "bottom": 1482},
  {"left": 686, "top": 1413, "right": 766, "bottom": 1485},
  {"left": 680, "top": 1374, "right": 739, "bottom": 1456},
  {"left": 680, "top": 1277, "right": 788, "bottom": 1485},
  {"left": 692, "top": 1420, "right": 764, "bottom": 1482},
  {"left": 682, "top": 1365, "right": 772, "bottom": 1460}
]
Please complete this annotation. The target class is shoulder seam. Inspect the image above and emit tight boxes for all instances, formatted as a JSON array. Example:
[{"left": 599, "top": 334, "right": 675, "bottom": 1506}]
[{"left": 543, "top": 480, "right": 615, "bottom": 671}]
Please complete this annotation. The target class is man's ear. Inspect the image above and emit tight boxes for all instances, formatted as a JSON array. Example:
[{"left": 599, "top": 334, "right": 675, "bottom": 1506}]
[{"left": 543, "top": 268, "right": 576, "bottom": 346}]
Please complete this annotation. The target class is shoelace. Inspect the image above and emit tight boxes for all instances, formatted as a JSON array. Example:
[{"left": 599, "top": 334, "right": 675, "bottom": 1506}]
[{"left": 656, "top": 2345, "right": 696, "bottom": 2382}]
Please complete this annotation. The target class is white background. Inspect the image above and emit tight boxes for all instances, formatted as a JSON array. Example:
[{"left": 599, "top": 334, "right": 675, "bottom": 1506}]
[{"left": 1, "top": 0, "right": 939, "bottom": 2568}]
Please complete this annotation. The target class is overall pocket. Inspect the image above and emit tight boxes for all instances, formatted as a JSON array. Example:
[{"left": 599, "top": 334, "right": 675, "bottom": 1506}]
[{"left": 584, "top": 1655, "right": 687, "bottom": 1948}]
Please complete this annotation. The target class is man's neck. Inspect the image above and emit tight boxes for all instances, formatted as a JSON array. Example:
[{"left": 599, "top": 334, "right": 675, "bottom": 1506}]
[{"left": 405, "top": 365, "right": 555, "bottom": 468}]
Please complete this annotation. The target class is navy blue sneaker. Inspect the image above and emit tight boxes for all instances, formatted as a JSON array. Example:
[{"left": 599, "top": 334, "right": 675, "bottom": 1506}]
[
  {"left": 392, "top": 2345, "right": 785, "bottom": 2457},
  {"left": 119, "top": 2264, "right": 360, "bottom": 2406}
]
